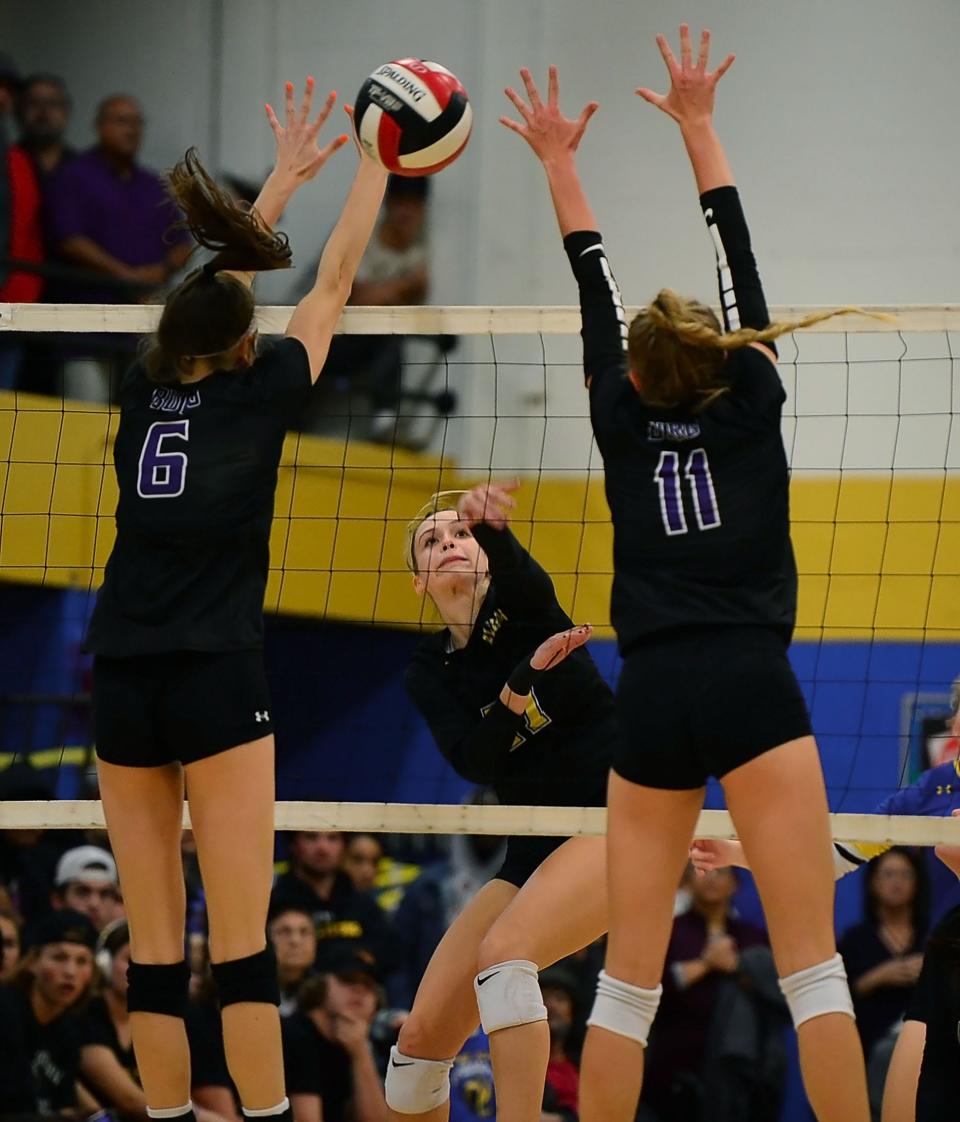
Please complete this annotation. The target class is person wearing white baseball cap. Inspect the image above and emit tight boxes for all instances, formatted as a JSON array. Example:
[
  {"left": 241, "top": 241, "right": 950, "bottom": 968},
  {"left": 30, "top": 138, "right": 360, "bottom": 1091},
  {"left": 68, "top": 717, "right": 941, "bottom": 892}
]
[{"left": 51, "top": 845, "right": 123, "bottom": 932}]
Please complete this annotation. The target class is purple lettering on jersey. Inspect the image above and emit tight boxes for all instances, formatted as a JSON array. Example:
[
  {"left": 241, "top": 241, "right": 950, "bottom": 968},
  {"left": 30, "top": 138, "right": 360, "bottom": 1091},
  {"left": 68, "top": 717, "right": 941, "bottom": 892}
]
[
  {"left": 686, "top": 448, "right": 721, "bottom": 530},
  {"left": 149, "top": 386, "right": 201, "bottom": 415},
  {"left": 654, "top": 448, "right": 721, "bottom": 536},
  {"left": 655, "top": 451, "right": 687, "bottom": 535},
  {"left": 137, "top": 420, "right": 189, "bottom": 498}
]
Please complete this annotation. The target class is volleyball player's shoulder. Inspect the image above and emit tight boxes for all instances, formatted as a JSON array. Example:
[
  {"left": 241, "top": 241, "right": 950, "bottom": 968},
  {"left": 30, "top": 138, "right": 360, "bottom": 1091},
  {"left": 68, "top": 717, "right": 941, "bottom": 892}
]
[
  {"left": 722, "top": 344, "right": 785, "bottom": 411},
  {"left": 404, "top": 637, "right": 447, "bottom": 693},
  {"left": 240, "top": 337, "right": 312, "bottom": 400}
]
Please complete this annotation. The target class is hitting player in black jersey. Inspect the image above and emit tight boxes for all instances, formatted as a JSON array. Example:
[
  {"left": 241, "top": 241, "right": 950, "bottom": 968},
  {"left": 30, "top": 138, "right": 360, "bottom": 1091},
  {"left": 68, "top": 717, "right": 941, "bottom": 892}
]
[
  {"left": 384, "top": 481, "right": 615, "bottom": 1122},
  {"left": 86, "top": 80, "right": 387, "bottom": 1122},
  {"left": 502, "top": 26, "right": 870, "bottom": 1122}
]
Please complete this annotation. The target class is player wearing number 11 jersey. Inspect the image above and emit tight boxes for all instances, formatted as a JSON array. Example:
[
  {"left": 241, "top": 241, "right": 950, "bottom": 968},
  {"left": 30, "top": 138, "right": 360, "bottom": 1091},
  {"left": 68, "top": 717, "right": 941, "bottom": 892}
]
[
  {"left": 502, "top": 26, "right": 870, "bottom": 1122},
  {"left": 84, "top": 79, "right": 388, "bottom": 1122}
]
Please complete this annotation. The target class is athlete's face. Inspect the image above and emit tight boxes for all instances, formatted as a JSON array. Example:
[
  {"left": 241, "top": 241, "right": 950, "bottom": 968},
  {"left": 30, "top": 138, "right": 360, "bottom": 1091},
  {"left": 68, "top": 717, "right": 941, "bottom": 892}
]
[
  {"left": 411, "top": 510, "right": 488, "bottom": 596},
  {"left": 269, "top": 911, "right": 317, "bottom": 972},
  {"left": 31, "top": 942, "right": 94, "bottom": 1011}
]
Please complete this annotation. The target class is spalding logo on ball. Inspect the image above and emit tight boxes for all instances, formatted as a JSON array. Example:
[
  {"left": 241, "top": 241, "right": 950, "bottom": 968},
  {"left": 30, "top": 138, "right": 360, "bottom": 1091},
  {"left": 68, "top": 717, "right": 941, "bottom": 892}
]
[{"left": 354, "top": 59, "right": 472, "bottom": 176}]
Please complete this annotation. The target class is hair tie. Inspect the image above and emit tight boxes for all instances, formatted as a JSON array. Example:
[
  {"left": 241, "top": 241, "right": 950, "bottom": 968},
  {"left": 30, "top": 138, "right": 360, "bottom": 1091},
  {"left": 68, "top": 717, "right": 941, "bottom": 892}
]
[{"left": 201, "top": 261, "right": 219, "bottom": 280}]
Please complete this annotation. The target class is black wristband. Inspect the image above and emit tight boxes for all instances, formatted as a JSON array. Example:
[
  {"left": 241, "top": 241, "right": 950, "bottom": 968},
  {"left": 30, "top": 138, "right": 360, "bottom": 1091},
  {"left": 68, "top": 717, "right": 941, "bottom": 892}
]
[{"left": 506, "top": 654, "right": 543, "bottom": 697}]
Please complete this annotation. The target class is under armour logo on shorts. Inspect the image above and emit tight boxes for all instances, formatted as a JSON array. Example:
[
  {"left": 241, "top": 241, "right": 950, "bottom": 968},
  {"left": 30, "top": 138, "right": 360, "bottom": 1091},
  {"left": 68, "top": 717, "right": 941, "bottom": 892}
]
[{"left": 255, "top": 710, "right": 270, "bottom": 722}]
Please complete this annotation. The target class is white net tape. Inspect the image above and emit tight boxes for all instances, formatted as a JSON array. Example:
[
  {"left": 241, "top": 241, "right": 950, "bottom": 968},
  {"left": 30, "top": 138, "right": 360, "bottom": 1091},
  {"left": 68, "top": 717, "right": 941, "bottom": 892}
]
[
  {"left": 4, "top": 303, "right": 960, "bottom": 335},
  {"left": 2, "top": 801, "right": 960, "bottom": 846}
]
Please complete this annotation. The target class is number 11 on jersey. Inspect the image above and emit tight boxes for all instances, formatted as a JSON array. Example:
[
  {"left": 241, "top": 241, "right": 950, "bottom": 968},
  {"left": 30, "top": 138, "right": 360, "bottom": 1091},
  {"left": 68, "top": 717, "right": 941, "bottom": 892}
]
[{"left": 654, "top": 448, "right": 721, "bottom": 536}]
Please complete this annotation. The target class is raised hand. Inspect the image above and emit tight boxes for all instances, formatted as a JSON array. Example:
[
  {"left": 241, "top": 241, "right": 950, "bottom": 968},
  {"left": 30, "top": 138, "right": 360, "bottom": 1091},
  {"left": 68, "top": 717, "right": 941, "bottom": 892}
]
[
  {"left": 264, "top": 76, "right": 349, "bottom": 187},
  {"left": 458, "top": 480, "right": 520, "bottom": 531},
  {"left": 636, "top": 24, "right": 735, "bottom": 128},
  {"left": 530, "top": 625, "right": 593, "bottom": 672},
  {"left": 500, "top": 65, "right": 598, "bottom": 164}
]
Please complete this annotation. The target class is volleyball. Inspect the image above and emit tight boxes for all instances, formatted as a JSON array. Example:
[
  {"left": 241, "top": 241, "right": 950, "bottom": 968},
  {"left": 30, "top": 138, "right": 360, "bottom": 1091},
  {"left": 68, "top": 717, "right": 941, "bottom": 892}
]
[{"left": 353, "top": 58, "right": 472, "bottom": 176}]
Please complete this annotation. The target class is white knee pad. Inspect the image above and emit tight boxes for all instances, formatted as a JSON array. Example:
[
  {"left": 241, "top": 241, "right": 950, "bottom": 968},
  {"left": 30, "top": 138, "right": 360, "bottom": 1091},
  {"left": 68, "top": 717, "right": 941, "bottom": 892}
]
[
  {"left": 474, "top": 959, "right": 547, "bottom": 1035},
  {"left": 586, "top": 970, "right": 662, "bottom": 1047},
  {"left": 384, "top": 1047, "right": 453, "bottom": 1114},
  {"left": 778, "top": 953, "right": 854, "bottom": 1028}
]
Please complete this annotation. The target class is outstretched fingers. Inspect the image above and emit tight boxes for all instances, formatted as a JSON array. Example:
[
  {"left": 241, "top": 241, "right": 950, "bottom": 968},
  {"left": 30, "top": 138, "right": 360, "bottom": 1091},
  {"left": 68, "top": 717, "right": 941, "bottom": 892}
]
[
  {"left": 679, "top": 23, "right": 693, "bottom": 69},
  {"left": 307, "top": 132, "right": 349, "bottom": 174},
  {"left": 284, "top": 80, "right": 296, "bottom": 128},
  {"left": 574, "top": 100, "right": 599, "bottom": 142},
  {"left": 655, "top": 32, "right": 680, "bottom": 76},
  {"left": 711, "top": 52, "right": 736, "bottom": 84},
  {"left": 309, "top": 89, "right": 338, "bottom": 138},
  {"left": 519, "top": 66, "right": 544, "bottom": 111},
  {"left": 697, "top": 28, "right": 711, "bottom": 70},
  {"left": 504, "top": 84, "right": 534, "bottom": 124},
  {"left": 264, "top": 101, "right": 283, "bottom": 139},
  {"left": 298, "top": 76, "right": 315, "bottom": 127},
  {"left": 547, "top": 64, "right": 559, "bottom": 109}
]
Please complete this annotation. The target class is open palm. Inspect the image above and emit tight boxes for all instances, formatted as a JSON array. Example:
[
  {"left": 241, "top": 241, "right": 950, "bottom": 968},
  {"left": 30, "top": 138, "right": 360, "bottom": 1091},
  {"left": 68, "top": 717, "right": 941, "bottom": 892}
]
[
  {"left": 500, "top": 65, "right": 598, "bottom": 163},
  {"left": 264, "top": 76, "right": 347, "bottom": 185},
  {"left": 637, "top": 24, "right": 735, "bottom": 127}
]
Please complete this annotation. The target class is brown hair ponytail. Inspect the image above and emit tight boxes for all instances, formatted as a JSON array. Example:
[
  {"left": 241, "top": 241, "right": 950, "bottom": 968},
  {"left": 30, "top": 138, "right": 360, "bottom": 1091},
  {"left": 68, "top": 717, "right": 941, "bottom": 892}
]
[
  {"left": 628, "top": 290, "right": 891, "bottom": 411},
  {"left": 145, "top": 148, "right": 293, "bottom": 384}
]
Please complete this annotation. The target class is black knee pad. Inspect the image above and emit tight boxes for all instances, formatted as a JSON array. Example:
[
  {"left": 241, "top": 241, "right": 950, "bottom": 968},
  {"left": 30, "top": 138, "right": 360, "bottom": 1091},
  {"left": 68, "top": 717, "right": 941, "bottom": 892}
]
[
  {"left": 210, "top": 946, "right": 280, "bottom": 1008},
  {"left": 126, "top": 960, "right": 190, "bottom": 1018}
]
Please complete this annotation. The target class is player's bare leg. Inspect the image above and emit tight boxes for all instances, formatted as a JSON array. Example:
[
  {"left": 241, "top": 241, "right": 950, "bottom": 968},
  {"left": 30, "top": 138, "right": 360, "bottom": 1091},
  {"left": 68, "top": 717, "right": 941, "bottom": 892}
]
[
  {"left": 578, "top": 774, "right": 705, "bottom": 1122},
  {"left": 186, "top": 737, "right": 284, "bottom": 1112},
  {"left": 722, "top": 737, "right": 870, "bottom": 1122},
  {"left": 98, "top": 759, "right": 190, "bottom": 1110}
]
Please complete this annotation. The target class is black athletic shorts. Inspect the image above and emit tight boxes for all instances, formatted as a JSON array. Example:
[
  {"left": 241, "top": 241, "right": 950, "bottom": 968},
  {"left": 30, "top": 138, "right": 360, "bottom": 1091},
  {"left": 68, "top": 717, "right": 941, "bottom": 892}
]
[
  {"left": 613, "top": 626, "right": 812, "bottom": 790},
  {"left": 496, "top": 774, "right": 608, "bottom": 887},
  {"left": 93, "top": 649, "right": 274, "bottom": 767}
]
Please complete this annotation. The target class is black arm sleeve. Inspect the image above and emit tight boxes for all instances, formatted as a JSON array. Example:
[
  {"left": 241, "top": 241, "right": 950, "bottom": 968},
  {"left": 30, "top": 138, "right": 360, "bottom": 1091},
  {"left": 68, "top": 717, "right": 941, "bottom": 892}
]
[
  {"left": 563, "top": 230, "right": 628, "bottom": 386},
  {"left": 700, "top": 186, "right": 775, "bottom": 350},
  {"left": 405, "top": 660, "right": 524, "bottom": 785},
  {"left": 471, "top": 523, "right": 558, "bottom": 615}
]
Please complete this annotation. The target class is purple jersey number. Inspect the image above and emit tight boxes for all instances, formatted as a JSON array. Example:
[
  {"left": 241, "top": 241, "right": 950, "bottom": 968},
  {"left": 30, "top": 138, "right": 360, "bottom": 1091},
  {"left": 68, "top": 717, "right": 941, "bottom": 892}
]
[
  {"left": 654, "top": 448, "right": 720, "bottom": 536},
  {"left": 137, "top": 420, "right": 189, "bottom": 498}
]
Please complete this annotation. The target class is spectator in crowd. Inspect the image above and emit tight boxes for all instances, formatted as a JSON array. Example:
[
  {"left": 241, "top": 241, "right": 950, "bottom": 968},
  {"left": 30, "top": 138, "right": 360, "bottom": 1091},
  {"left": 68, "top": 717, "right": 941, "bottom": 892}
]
[
  {"left": 0, "top": 53, "right": 44, "bottom": 390},
  {"left": 51, "top": 844, "right": 124, "bottom": 932},
  {"left": 839, "top": 847, "right": 929, "bottom": 1062},
  {"left": 272, "top": 831, "right": 395, "bottom": 975},
  {"left": 0, "top": 904, "right": 23, "bottom": 981},
  {"left": 387, "top": 827, "right": 506, "bottom": 1009},
  {"left": 268, "top": 902, "right": 318, "bottom": 1015},
  {"left": 0, "top": 763, "right": 79, "bottom": 925},
  {"left": 344, "top": 832, "right": 384, "bottom": 895},
  {"left": 0, "top": 909, "right": 98, "bottom": 1115},
  {"left": 640, "top": 865, "right": 768, "bottom": 1122},
  {"left": 313, "top": 174, "right": 434, "bottom": 441},
  {"left": 540, "top": 967, "right": 582, "bottom": 1122},
  {"left": 16, "top": 73, "right": 74, "bottom": 178},
  {"left": 44, "top": 91, "right": 191, "bottom": 401},
  {"left": 282, "top": 948, "right": 388, "bottom": 1122}
]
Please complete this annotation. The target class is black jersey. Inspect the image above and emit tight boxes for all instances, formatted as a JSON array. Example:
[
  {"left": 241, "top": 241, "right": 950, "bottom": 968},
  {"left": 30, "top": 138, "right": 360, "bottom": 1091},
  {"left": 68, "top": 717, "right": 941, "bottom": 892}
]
[
  {"left": 404, "top": 523, "right": 616, "bottom": 807},
  {"left": 86, "top": 338, "right": 312, "bottom": 656},
  {"left": 906, "top": 905, "right": 960, "bottom": 1118},
  {"left": 564, "top": 187, "right": 796, "bottom": 653}
]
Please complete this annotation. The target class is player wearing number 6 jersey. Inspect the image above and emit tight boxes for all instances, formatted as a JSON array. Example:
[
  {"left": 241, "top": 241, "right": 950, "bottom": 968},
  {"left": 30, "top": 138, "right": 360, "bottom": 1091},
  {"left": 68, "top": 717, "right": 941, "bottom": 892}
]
[
  {"left": 502, "top": 25, "right": 870, "bottom": 1122},
  {"left": 387, "top": 482, "right": 614, "bottom": 1122},
  {"left": 85, "top": 80, "right": 387, "bottom": 1122}
]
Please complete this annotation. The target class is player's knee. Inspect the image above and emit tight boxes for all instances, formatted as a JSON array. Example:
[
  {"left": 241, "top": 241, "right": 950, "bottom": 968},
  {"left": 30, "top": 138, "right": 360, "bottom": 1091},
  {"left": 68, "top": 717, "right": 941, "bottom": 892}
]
[
  {"left": 396, "top": 1011, "right": 449, "bottom": 1059},
  {"left": 210, "top": 945, "right": 280, "bottom": 1008},
  {"left": 476, "top": 923, "right": 526, "bottom": 972},
  {"left": 586, "top": 970, "right": 662, "bottom": 1047},
  {"left": 778, "top": 953, "right": 854, "bottom": 1028},
  {"left": 127, "top": 960, "right": 190, "bottom": 1018},
  {"left": 384, "top": 1046, "right": 454, "bottom": 1114},
  {"left": 474, "top": 959, "right": 546, "bottom": 1035}
]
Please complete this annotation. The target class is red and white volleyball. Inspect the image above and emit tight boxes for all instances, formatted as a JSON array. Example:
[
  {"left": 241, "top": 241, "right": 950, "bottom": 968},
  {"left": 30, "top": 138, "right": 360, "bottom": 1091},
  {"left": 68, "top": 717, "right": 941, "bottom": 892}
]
[{"left": 353, "top": 59, "right": 472, "bottom": 176}]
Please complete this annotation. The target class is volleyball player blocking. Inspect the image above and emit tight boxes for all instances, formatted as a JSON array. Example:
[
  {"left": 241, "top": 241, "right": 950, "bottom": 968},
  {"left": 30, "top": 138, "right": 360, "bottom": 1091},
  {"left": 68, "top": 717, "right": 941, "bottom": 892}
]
[
  {"left": 502, "top": 25, "right": 870, "bottom": 1122},
  {"left": 86, "top": 81, "right": 387, "bottom": 1122}
]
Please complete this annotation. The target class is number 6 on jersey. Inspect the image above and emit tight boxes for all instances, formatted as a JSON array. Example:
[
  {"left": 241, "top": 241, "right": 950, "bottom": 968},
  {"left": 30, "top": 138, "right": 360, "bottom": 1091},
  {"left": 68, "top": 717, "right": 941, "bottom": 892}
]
[
  {"left": 654, "top": 447, "right": 721, "bottom": 535},
  {"left": 137, "top": 420, "right": 190, "bottom": 499}
]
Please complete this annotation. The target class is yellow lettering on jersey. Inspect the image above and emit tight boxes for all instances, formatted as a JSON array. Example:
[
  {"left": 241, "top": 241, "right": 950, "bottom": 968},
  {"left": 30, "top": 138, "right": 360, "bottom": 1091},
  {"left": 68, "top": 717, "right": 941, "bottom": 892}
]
[
  {"left": 482, "top": 689, "right": 552, "bottom": 752},
  {"left": 482, "top": 609, "right": 508, "bottom": 646}
]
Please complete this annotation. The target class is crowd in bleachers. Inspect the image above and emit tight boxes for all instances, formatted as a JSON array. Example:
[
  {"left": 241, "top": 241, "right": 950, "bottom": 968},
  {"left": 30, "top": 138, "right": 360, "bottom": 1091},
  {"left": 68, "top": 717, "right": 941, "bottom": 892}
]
[
  {"left": 3, "top": 754, "right": 958, "bottom": 1122},
  {"left": 0, "top": 56, "right": 450, "bottom": 445}
]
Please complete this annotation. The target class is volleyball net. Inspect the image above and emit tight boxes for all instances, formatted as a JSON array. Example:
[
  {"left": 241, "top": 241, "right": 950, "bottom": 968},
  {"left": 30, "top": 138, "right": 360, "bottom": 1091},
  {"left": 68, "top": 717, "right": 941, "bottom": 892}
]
[{"left": 1, "top": 301, "right": 959, "bottom": 847}]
